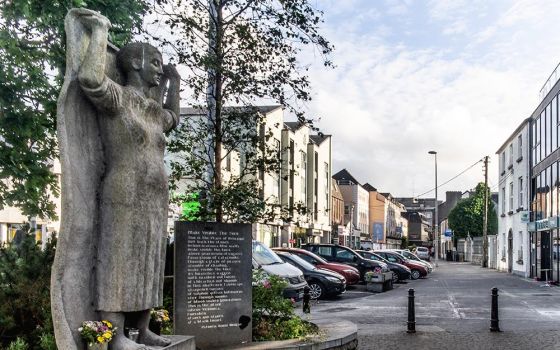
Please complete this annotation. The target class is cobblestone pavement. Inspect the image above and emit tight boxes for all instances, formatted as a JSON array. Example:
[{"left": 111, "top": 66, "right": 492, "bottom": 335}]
[{"left": 299, "top": 261, "right": 560, "bottom": 350}]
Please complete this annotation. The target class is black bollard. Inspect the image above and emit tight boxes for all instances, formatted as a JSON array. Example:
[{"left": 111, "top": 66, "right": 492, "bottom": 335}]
[
  {"left": 490, "top": 287, "right": 500, "bottom": 332},
  {"left": 407, "top": 288, "right": 416, "bottom": 333},
  {"left": 303, "top": 286, "right": 311, "bottom": 314}
]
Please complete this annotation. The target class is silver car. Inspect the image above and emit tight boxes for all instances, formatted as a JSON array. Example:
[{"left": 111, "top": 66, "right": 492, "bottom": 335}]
[{"left": 414, "top": 247, "right": 431, "bottom": 261}]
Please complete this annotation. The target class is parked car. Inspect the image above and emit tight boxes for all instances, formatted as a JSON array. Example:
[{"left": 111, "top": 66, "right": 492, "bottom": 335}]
[
  {"left": 356, "top": 250, "right": 411, "bottom": 282},
  {"left": 252, "top": 240, "right": 307, "bottom": 301},
  {"left": 374, "top": 250, "right": 428, "bottom": 280},
  {"left": 301, "top": 244, "right": 391, "bottom": 281},
  {"left": 414, "top": 247, "right": 431, "bottom": 261},
  {"left": 273, "top": 247, "right": 360, "bottom": 285},
  {"left": 391, "top": 249, "right": 433, "bottom": 273},
  {"left": 276, "top": 251, "right": 346, "bottom": 299}
]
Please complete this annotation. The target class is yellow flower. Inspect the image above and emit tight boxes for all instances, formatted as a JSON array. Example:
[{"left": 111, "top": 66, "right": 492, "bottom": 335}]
[
  {"left": 97, "top": 336, "right": 104, "bottom": 343},
  {"left": 103, "top": 332, "right": 112, "bottom": 339},
  {"left": 102, "top": 320, "right": 113, "bottom": 328}
]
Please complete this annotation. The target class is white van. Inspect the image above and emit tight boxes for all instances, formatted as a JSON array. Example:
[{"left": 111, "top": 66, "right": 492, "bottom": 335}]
[{"left": 252, "top": 240, "right": 307, "bottom": 301}]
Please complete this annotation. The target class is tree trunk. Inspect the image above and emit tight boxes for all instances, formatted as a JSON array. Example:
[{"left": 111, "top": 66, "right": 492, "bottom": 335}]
[{"left": 208, "top": 0, "right": 224, "bottom": 222}]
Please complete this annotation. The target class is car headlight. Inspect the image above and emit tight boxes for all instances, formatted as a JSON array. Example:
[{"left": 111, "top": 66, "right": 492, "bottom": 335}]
[
  {"left": 343, "top": 269, "right": 357, "bottom": 274},
  {"left": 325, "top": 276, "right": 343, "bottom": 283}
]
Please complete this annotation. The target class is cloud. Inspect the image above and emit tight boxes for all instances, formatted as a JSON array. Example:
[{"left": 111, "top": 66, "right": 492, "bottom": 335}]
[{"left": 303, "top": 0, "right": 560, "bottom": 199}]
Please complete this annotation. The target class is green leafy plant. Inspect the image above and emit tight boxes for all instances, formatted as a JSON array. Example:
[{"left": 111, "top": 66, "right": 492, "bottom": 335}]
[
  {"left": 6, "top": 337, "right": 28, "bottom": 350},
  {"left": 252, "top": 270, "right": 316, "bottom": 341},
  {"left": 0, "top": 233, "right": 56, "bottom": 347},
  {"left": 38, "top": 332, "right": 57, "bottom": 350}
]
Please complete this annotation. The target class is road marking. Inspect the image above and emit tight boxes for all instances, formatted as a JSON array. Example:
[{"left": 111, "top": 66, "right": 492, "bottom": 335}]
[{"left": 447, "top": 294, "right": 465, "bottom": 319}]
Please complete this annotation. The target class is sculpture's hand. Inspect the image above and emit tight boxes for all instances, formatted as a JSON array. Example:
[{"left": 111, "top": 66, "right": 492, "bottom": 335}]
[
  {"left": 75, "top": 8, "right": 111, "bottom": 32},
  {"left": 163, "top": 64, "right": 180, "bottom": 80}
]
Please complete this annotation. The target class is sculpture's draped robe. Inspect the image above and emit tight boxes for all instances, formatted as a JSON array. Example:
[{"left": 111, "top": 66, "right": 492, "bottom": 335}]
[{"left": 81, "top": 77, "right": 176, "bottom": 311}]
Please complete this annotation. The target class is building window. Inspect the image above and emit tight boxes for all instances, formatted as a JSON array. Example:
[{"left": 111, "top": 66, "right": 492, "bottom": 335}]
[
  {"left": 324, "top": 162, "right": 329, "bottom": 211},
  {"left": 501, "top": 152, "right": 506, "bottom": 173},
  {"left": 518, "top": 231, "right": 523, "bottom": 262},
  {"left": 518, "top": 134, "right": 522, "bottom": 160},
  {"left": 501, "top": 187, "right": 505, "bottom": 214},
  {"left": 225, "top": 152, "right": 231, "bottom": 172},
  {"left": 509, "top": 182, "right": 514, "bottom": 211},
  {"left": 272, "top": 139, "right": 281, "bottom": 201},
  {"left": 509, "top": 144, "right": 513, "bottom": 166},
  {"left": 553, "top": 97, "right": 558, "bottom": 152},
  {"left": 300, "top": 151, "right": 307, "bottom": 205},
  {"left": 518, "top": 176, "right": 523, "bottom": 208}
]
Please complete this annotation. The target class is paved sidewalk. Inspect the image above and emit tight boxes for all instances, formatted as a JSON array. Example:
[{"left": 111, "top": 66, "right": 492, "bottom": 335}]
[{"left": 301, "top": 261, "right": 560, "bottom": 349}]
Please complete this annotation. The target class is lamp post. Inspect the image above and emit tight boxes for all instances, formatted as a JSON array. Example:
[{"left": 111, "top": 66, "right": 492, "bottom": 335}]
[{"left": 428, "top": 151, "right": 439, "bottom": 267}]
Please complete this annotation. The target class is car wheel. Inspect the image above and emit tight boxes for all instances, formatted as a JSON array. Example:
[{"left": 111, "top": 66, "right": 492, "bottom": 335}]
[
  {"left": 308, "top": 281, "right": 324, "bottom": 299},
  {"left": 411, "top": 269, "right": 421, "bottom": 280},
  {"left": 392, "top": 271, "right": 399, "bottom": 283}
]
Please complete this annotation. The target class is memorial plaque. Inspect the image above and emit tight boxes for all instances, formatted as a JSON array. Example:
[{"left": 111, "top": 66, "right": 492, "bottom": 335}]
[{"left": 174, "top": 222, "right": 252, "bottom": 349}]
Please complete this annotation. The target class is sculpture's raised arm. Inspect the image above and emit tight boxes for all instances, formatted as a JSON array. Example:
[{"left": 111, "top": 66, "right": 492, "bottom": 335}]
[
  {"left": 75, "top": 9, "right": 111, "bottom": 90},
  {"left": 163, "top": 64, "right": 181, "bottom": 128}
]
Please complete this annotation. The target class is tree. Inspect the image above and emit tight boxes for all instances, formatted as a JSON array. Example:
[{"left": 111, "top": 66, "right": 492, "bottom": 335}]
[
  {"left": 0, "top": 0, "right": 151, "bottom": 220},
  {"left": 448, "top": 182, "right": 498, "bottom": 239},
  {"left": 154, "top": 0, "right": 333, "bottom": 222}
]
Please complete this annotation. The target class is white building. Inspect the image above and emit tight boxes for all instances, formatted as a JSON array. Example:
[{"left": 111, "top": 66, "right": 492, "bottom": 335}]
[
  {"left": 496, "top": 117, "right": 531, "bottom": 277},
  {"left": 280, "top": 122, "right": 332, "bottom": 246},
  {"left": 179, "top": 107, "right": 333, "bottom": 248}
]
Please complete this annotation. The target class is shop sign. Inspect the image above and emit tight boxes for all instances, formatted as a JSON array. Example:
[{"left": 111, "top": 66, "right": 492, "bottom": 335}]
[
  {"left": 520, "top": 211, "right": 530, "bottom": 223},
  {"left": 529, "top": 216, "right": 559, "bottom": 232}
]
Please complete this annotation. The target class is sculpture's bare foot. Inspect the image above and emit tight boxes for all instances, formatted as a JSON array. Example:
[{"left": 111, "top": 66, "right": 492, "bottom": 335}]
[
  {"left": 110, "top": 333, "right": 147, "bottom": 350},
  {"left": 139, "top": 329, "right": 172, "bottom": 347}
]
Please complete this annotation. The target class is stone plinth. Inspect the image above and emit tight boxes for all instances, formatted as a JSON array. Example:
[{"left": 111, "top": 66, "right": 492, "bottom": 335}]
[{"left": 151, "top": 336, "right": 196, "bottom": 350}]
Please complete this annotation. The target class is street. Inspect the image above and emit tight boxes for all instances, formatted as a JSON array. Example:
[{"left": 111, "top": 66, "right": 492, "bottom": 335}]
[{"left": 301, "top": 262, "right": 560, "bottom": 349}]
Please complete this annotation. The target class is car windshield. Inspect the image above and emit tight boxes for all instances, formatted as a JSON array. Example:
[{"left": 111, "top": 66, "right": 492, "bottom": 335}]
[
  {"left": 403, "top": 251, "right": 420, "bottom": 260},
  {"left": 284, "top": 253, "right": 317, "bottom": 271},
  {"left": 361, "top": 251, "right": 387, "bottom": 263},
  {"left": 295, "top": 250, "right": 328, "bottom": 265},
  {"left": 252, "top": 241, "right": 283, "bottom": 266}
]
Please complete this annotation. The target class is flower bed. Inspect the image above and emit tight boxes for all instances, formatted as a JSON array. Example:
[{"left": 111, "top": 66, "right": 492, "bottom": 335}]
[{"left": 252, "top": 270, "right": 317, "bottom": 341}]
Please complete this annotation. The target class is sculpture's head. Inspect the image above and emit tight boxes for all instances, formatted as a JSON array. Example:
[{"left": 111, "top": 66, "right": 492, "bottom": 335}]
[{"left": 117, "top": 42, "right": 163, "bottom": 88}]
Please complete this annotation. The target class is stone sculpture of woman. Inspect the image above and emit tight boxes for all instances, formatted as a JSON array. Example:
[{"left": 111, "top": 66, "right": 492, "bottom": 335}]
[{"left": 51, "top": 8, "right": 180, "bottom": 350}]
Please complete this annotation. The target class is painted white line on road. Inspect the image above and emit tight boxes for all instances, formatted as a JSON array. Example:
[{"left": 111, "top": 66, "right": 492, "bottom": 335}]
[{"left": 447, "top": 294, "right": 464, "bottom": 319}]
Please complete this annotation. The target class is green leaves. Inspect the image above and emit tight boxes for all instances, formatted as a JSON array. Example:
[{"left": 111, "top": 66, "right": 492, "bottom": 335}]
[
  {"left": 448, "top": 183, "right": 498, "bottom": 239},
  {"left": 0, "top": 0, "right": 149, "bottom": 219}
]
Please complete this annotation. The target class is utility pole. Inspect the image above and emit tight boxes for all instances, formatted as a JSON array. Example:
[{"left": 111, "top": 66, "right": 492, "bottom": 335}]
[{"left": 482, "top": 156, "right": 489, "bottom": 268}]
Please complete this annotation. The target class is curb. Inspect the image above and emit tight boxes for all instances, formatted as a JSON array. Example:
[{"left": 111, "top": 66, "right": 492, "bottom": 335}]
[{"left": 224, "top": 318, "right": 358, "bottom": 350}]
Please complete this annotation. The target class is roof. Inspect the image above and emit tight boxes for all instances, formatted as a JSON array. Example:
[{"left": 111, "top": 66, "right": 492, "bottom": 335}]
[
  {"left": 495, "top": 117, "right": 531, "bottom": 153},
  {"left": 333, "top": 169, "right": 361, "bottom": 185},
  {"left": 180, "top": 105, "right": 282, "bottom": 116},
  {"left": 284, "top": 121, "right": 306, "bottom": 132},
  {"left": 362, "top": 183, "right": 377, "bottom": 192},
  {"left": 309, "top": 134, "right": 331, "bottom": 145}
]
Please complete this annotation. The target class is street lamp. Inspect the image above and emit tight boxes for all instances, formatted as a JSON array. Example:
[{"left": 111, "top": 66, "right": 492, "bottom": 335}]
[{"left": 428, "top": 151, "right": 439, "bottom": 267}]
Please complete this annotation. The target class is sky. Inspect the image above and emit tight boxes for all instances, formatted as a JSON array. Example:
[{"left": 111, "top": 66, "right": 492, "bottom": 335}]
[{"left": 296, "top": 0, "right": 560, "bottom": 200}]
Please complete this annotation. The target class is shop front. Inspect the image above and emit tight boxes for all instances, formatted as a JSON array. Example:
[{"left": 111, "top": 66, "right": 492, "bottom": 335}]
[{"left": 529, "top": 217, "right": 560, "bottom": 282}]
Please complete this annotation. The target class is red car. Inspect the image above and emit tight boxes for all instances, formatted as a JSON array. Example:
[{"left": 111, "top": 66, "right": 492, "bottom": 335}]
[{"left": 273, "top": 247, "right": 361, "bottom": 285}]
